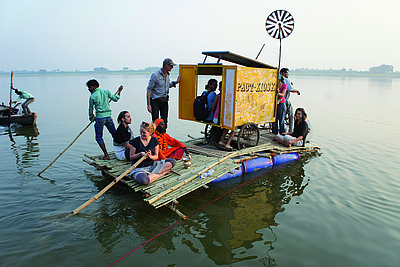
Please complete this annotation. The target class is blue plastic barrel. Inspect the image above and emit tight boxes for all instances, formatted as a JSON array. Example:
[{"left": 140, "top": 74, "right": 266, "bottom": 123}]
[
  {"left": 273, "top": 153, "right": 299, "bottom": 165},
  {"left": 242, "top": 157, "right": 273, "bottom": 173}
]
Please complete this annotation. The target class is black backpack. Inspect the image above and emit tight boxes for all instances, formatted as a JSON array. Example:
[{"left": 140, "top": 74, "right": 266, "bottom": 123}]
[{"left": 193, "top": 91, "right": 212, "bottom": 121}]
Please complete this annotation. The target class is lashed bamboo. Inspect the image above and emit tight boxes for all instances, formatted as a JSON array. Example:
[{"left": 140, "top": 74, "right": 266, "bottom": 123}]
[
  {"left": 151, "top": 164, "right": 240, "bottom": 208},
  {"left": 82, "top": 136, "right": 321, "bottom": 214},
  {"left": 38, "top": 87, "right": 122, "bottom": 176},
  {"left": 144, "top": 157, "right": 219, "bottom": 194},
  {"left": 146, "top": 152, "right": 239, "bottom": 205},
  {"left": 71, "top": 154, "right": 147, "bottom": 215},
  {"left": 146, "top": 159, "right": 223, "bottom": 199},
  {"left": 133, "top": 156, "right": 217, "bottom": 194}
]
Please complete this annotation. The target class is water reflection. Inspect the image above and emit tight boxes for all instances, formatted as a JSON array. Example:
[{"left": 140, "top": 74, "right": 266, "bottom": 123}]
[
  {"left": 1, "top": 124, "right": 40, "bottom": 169},
  {"left": 83, "top": 152, "right": 320, "bottom": 265},
  {"left": 181, "top": 152, "right": 321, "bottom": 266},
  {"left": 367, "top": 76, "right": 393, "bottom": 91}
]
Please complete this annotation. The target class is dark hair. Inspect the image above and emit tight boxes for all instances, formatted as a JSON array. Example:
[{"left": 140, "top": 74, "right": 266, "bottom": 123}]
[
  {"left": 206, "top": 79, "right": 218, "bottom": 90},
  {"left": 117, "top": 110, "right": 129, "bottom": 124},
  {"left": 86, "top": 79, "right": 100, "bottom": 88},
  {"left": 295, "top": 107, "right": 307, "bottom": 121},
  {"left": 280, "top": 68, "right": 289, "bottom": 74},
  {"left": 14, "top": 89, "right": 21, "bottom": 95},
  {"left": 207, "top": 79, "right": 217, "bottom": 85}
]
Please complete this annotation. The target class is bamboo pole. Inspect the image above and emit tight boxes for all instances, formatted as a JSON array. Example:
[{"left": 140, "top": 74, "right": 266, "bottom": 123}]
[
  {"left": 152, "top": 165, "right": 239, "bottom": 208},
  {"left": 9, "top": 72, "right": 13, "bottom": 125},
  {"left": 147, "top": 151, "right": 238, "bottom": 205},
  {"left": 71, "top": 154, "right": 147, "bottom": 215},
  {"left": 38, "top": 87, "right": 122, "bottom": 176}
]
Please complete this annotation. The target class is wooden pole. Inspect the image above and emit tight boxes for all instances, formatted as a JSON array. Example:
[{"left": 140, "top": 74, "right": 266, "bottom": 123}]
[
  {"left": 9, "top": 72, "right": 13, "bottom": 125},
  {"left": 37, "top": 87, "right": 122, "bottom": 176},
  {"left": 71, "top": 154, "right": 148, "bottom": 215},
  {"left": 147, "top": 151, "right": 239, "bottom": 205}
]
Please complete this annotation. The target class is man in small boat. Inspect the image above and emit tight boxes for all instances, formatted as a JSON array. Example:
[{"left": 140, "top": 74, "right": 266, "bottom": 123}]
[
  {"left": 153, "top": 118, "right": 189, "bottom": 160},
  {"left": 280, "top": 68, "right": 301, "bottom": 133},
  {"left": 113, "top": 111, "right": 135, "bottom": 160},
  {"left": 87, "top": 79, "right": 123, "bottom": 160},
  {"left": 12, "top": 87, "right": 35, "bottom": 115},
  {"left": 146, "top": 58, "right": 181, "bottom": 129}
]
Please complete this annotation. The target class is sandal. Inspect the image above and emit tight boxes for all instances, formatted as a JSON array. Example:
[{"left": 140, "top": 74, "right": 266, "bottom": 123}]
[
  {"left": 218, "top": 141, "right": 226, "bottom": 147},
  {"left": 225, "top": 144, "right": 233, "bottom": 150}
]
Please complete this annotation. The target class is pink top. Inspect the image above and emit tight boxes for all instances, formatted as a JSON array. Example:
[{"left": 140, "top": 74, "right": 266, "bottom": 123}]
[
  {"left": 214, "top": 99, "right": 220, "bottom": 119},
  {"left": 278, "top": 83, "right": 287, "bottom": 104}
]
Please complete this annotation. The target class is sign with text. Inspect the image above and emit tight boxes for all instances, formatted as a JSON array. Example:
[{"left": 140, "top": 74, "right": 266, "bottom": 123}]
[{"left": 235, "top": 67, "right": 278, "bottom": 126}]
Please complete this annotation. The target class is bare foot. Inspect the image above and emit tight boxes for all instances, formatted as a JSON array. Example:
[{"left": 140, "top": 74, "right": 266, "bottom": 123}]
[{"left": 99, "top": 156, "right": 110, "bottom": 160}]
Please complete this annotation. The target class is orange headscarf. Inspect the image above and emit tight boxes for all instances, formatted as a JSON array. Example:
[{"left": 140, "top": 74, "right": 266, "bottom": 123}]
[{"left": 154, "top": 118, "right": 164, "bottom": 127}]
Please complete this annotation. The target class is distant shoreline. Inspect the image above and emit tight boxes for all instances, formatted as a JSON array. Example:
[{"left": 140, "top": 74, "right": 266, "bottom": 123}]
[{"left": 1, "top": 69, "right": 399, "bottom": 78}]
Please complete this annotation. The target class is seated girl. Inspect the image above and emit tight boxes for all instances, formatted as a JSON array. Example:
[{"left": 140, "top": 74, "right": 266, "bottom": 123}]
[
  {"left": 129, "top": 121, "right": 176, "bottom": 185},
  {"left": 274, "top": 107, "right": 308, "bottom": 147},
  {"left": 113, "top": 111, "right": 135, "bottom": 160}
]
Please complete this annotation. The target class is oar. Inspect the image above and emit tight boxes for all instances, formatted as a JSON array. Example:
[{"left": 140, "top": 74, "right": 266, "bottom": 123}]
[
  {"left": 37, "top": 86, "right": 123, "bottom": 176},
  {"left": 8, "top": 72, "right": 13, "bottom": 125},
  {"left": 71, "top": 154, "right": 148, "bottom": 215}
]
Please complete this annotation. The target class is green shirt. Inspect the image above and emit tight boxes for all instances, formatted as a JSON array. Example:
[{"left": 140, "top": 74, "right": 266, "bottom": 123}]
[
  {"left": 88, "top": 88, "right": 120, "bottom": 121},
  {"left": 15, "top": 90, "right": 34, "bottom": 102}
]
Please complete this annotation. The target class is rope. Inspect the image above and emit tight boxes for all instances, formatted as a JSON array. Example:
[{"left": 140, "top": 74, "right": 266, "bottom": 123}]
[{"left": 108, "top": 162, "right": 286, "bottom": 267}]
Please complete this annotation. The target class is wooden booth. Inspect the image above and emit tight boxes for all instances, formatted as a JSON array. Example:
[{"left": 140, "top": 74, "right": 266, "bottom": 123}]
[{"left": 179, "top": 51, "right": 278, "bottom": 149}]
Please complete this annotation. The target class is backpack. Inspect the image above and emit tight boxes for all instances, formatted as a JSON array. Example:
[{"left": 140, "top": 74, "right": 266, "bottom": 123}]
[{"left": 193, "top": 91, "right": 212, "bottom": 121}]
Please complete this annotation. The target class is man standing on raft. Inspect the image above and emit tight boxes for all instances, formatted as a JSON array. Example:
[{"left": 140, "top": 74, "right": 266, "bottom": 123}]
[
  {"left": 87, "top": 79, "right": 123, "bottom": 160},
  {"left": 146, "top": 58, "right": 180, "bottom": 129}
]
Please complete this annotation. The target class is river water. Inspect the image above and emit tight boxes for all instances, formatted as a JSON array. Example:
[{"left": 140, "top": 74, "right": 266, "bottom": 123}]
[{"left": 0, "top": 73, "right": 399, "bottom": 267}]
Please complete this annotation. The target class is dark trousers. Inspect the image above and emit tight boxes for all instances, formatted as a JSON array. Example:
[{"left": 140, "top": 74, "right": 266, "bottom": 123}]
[{"left": 150, "top": 98, "right": 169, "bottom": 128}]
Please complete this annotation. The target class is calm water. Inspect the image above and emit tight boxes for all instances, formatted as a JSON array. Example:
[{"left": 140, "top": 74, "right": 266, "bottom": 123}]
[{"left": 0, "top": 73, "right": 399, "bottom": 267}]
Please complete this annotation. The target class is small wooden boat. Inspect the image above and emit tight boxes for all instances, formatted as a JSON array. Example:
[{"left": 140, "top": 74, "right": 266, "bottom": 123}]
[{"left": 0, "top": 104, "right": 37, "bottom": 126}]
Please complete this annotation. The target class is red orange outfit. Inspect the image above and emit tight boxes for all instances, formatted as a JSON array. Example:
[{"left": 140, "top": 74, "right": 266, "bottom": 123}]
[{"left": 153, "top": 119, "right": 186, "bottom": 160}]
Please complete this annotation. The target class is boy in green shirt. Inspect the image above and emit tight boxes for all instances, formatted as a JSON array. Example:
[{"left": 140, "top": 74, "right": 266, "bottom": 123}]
[
  {"left": 12, "top": 88, "right": 35, "bottom": 115},
  {"left": 87, "top": 79, "right": 123, "bottom": 160}
]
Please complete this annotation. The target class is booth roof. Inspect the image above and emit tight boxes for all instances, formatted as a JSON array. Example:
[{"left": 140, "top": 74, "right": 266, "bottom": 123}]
[{"left": 201, "top": 51, "right": 276, "bottom": 69}]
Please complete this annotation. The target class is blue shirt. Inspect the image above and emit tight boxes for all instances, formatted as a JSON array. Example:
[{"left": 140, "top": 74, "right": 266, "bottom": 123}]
[
  {"left": 202, "top": 90, "right": 216, "bottom": 121},
  {"left": 146, "top": 69, "right": 176, "bottom": 99},
  {"left": 283, "top": 77, "right": 293, "bottom": 101}
]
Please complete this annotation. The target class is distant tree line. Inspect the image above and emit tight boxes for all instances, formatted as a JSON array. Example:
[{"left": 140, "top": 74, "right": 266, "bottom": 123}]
[
  {"left": 1, "top": 64, "right": 396, "bottom": 75},
  {"left": 369, "top": 64, "right": 393, "bottom": 73},
  {"left": 292, "top": 64, "right": 396, "bottom": 74}
]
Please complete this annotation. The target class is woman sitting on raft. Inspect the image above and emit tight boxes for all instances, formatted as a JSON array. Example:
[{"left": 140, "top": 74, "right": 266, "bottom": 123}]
[
  {"left": 113, "top": 111, "right": 134, "bottom": 160},
  {"left": 274, "top": 107, "right": 308, "bottom": 147},
  {"left": 129, "top": 121, "right": 176, "bottom": 185}
]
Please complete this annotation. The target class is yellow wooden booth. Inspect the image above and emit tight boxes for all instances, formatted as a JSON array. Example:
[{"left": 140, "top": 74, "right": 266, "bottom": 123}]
[{"left": 179, "top": 51, "right": 278, "bottom": 149}]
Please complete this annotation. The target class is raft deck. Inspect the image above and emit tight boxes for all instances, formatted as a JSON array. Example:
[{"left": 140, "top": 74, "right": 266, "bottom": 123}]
[{"left": 83, "top": 131, "right": 321, "bottom": 218}]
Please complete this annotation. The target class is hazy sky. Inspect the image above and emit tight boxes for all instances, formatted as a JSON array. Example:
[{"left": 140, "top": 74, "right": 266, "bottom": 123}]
[{"left": 1, "top": 0, "right": 398, "bottom": 72}]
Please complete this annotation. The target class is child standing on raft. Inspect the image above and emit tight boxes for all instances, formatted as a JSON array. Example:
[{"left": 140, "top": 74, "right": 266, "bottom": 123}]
[{"left": 87, "top": 79, "right": 123, "bottom": 160}]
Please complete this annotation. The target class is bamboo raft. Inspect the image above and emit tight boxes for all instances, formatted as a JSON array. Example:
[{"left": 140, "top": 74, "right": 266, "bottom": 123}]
[{"left": 83, "top": 130, "right": 321, "bottom": 218}]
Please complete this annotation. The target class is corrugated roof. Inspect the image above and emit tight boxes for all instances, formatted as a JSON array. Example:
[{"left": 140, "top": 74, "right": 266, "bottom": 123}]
[{"left": 201, "top": 51, "right": 276, "bottom": 69}]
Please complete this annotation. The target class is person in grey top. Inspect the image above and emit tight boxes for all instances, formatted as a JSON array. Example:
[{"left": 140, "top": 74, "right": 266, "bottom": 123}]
[{"left": 146, "top": 58, "right": 181, "bottom": 129}]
